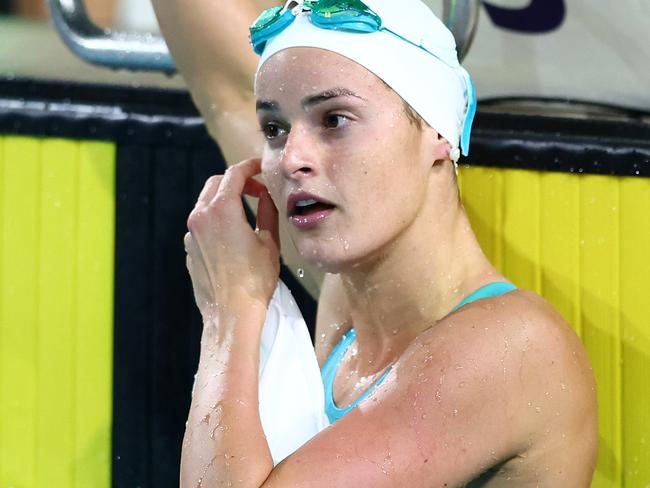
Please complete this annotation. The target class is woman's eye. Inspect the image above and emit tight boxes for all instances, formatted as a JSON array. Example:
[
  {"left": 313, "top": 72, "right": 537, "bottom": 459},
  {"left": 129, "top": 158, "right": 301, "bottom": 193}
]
[
  {"left": 261, "top": 122, "right": 287, "bottom": 139},
  {"left": 324, "top": 114, "right": 350, "bottom": 129}
]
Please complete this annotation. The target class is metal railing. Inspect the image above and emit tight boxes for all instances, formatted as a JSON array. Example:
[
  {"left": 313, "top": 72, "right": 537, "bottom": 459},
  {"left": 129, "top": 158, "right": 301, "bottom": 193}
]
[
  {"left": 47, "top": 0, "right": 479, "bottom": 73},
  {"left": 47, "top": 0, "right": 175, "bottom": 73}
]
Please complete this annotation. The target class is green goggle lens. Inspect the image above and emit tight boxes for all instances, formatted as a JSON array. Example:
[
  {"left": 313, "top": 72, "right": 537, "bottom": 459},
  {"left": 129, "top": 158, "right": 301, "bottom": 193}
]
[
  {"left": 250, "top": 0, "right": 383, "bottom": 55},
  {"left": 316, "top": 0, "right": 372, "bottom": 15},
  {"left": 312, "top": 0, "right": 381, "bottom": 25},
  {"left": 251, "top": 6, "right": 284, "bottom": 34}
]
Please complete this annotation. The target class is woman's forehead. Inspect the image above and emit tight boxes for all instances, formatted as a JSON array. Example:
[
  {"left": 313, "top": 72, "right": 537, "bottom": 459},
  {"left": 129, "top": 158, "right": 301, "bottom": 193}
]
[{"left": 255, "top": 47, "right": 384, "bottom": 98}]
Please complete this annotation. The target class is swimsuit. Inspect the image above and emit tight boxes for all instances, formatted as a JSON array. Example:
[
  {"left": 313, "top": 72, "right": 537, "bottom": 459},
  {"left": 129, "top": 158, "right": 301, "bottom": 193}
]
[{"left": 321, "top": 281, "right": 518, "bottom": 423}]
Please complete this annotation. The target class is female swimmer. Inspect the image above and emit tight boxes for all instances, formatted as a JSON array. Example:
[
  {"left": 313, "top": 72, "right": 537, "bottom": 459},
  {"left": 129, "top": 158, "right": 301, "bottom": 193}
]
[{"left": 153, "top": 1, "right": 598, "bottom": 486}]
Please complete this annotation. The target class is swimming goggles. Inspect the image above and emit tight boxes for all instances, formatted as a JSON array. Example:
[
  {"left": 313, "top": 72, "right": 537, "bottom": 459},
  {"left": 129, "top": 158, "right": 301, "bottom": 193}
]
[{"left": 250, "top": 0, "right": 444, "bottom": 63}]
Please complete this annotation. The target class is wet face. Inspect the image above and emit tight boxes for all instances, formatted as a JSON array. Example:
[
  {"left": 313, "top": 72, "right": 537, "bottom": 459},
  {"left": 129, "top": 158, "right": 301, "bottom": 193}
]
[{"left": 255, "top": 48, "right": 439, "bottom": 272}]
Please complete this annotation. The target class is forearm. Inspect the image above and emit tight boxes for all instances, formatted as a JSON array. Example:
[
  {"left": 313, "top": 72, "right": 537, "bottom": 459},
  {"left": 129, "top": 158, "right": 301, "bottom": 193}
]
[
  {"left": 151, "top": 0, "right": 280, "bottom": 94},
  {"left": 150, "top": 0, "right": 274, "bottom": 165},
  {"left": 181, "top": 306, "right": 273, "bottom": 488}
]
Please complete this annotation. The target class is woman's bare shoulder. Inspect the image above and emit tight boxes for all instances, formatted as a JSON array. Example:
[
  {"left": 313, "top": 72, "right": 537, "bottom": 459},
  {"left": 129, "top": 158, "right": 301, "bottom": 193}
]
[
  {"left": 398, "top": 288, "right": 597, "bottom": 482},
  {"left": 414, "top": 288, "right": 597, "bottom": 424}
]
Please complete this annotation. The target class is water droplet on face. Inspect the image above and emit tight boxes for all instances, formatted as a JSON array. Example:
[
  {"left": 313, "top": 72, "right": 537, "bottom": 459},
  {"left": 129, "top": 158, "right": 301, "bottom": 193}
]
[{"left": 297, "top": 268, "right": 305, "bottom": 278}]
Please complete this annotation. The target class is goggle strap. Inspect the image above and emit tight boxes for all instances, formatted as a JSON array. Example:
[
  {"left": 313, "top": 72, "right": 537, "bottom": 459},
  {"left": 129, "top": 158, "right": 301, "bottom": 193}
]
[{"left": 460, "top": 70, "right": 477, "bottom": 157}]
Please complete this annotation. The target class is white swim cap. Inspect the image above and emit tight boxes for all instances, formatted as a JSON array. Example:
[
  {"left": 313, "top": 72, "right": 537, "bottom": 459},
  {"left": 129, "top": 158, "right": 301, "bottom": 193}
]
[{"left": 253, "top": 0, "right": 477, "bottom": 159}]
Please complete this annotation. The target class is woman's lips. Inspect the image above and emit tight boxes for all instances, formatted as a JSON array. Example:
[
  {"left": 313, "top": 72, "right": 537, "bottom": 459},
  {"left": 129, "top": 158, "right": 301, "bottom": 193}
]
[
  {"left": 289, "top": 207, "right": 335, "bottom": 229},
  {"left": 286, "top": 191, "right": 336, "bottom": 229}
]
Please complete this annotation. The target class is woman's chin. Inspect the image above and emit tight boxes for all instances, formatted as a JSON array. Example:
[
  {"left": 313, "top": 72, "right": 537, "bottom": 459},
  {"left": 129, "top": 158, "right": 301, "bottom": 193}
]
[{"left": 297, "top": 244, "right": 364, "bottom": 274}]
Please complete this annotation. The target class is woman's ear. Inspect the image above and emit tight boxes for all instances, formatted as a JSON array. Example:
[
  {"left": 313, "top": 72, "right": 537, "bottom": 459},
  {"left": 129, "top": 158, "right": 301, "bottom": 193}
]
[{"left": 429, "top": 131, "right": 452, "bottom": 165}]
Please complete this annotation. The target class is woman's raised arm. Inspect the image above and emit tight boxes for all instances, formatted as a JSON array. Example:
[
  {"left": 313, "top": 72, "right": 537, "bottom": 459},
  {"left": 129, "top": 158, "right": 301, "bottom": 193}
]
[{"left": 150, "top": 0, "right": 277, "bottom": 165}]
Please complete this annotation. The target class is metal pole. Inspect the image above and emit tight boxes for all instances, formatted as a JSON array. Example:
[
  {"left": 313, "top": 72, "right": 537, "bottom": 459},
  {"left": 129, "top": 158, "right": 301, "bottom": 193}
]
[
  {"left": 46, "top": 0, "right": 176, "bottom": 73},
  {"left": 47, "top": 0, "right": 479, "bottom": 72}
]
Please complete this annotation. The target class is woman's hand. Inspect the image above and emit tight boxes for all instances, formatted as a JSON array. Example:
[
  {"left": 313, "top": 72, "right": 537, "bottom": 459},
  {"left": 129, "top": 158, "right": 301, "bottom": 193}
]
[{"left": 184, "top": 158, "right": 280, "bottom": 326}]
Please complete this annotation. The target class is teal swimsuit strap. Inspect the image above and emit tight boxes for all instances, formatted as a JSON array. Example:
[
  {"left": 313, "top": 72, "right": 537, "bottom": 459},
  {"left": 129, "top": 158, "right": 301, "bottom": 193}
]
[
  {"left": 321, "top": 328, "right": 393, "bottom": 423},
  {"left": 451, "top": 281, "right": 518, "bottom": 312},
  {"left": 321, "top": 281, "right": 517, "bottom": 423}
]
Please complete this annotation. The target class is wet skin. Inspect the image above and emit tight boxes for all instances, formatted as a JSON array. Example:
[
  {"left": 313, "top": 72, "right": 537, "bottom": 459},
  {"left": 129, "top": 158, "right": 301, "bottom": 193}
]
[{"left": 178, "top": 45, "right": 597, "bottom": 487}]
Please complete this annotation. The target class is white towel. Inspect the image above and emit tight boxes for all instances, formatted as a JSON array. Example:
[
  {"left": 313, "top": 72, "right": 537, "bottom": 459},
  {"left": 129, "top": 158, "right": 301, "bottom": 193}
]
[
  {"left": 191, "top": 279, "right": 330, "bottom": 465},
  {"left": 258, "top": 280, "right": 330, "bottom": 465}
]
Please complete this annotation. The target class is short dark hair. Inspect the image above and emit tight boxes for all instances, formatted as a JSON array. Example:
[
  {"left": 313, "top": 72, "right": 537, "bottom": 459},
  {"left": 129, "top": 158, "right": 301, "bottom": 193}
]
[{"left": 402, "top": 101, "right": 425, "bottom": 130}]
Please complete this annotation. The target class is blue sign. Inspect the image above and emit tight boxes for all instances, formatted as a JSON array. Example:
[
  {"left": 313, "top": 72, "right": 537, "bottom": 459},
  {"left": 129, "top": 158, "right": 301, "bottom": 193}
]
[{"left": 483, "top": 0, "right": 566, "bottom": 33}]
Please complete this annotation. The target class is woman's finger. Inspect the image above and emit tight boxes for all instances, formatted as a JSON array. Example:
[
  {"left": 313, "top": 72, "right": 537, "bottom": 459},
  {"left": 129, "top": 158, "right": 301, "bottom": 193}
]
[
  {"left": 243, "top": 178, "right": 268, "bottom": 198},
  {"left": 256, "top": 190, "right": 280, "bottom": 249},
  {"left": 211, "top": 158, "right": 262, "bottom": 204},
  {"left": 197, "top": 175, "right": 223, "bottom": 206}
]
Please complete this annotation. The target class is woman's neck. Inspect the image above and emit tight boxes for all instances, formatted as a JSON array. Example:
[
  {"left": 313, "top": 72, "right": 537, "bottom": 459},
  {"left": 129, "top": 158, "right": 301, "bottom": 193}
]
[{"left": 339, "top": 202, "right": 501, "bottom": 373}]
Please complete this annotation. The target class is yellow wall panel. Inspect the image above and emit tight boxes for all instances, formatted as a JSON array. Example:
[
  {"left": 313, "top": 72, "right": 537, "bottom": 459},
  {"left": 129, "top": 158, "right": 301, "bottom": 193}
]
[
  {"left": 580, "top": 175, "right": 622, "bottom": 488},
  {"left": 619, "top": 176, "right": 650, "bottom": 487},
  {"left": 36, "top": 139, "right": 79, "bottom": 487},
  {"left": 0, "top": 136, "right": 115, "bottom": 488},
  {"left": 502, "top": 169, "right": 542, "bottom": 293},
  {"left": 0, "top": 137, "right": 41, "bottom": 487},
  {"left": 540, "top": 172, "right": 582, "bottom": 335},
  {"left": 74, "top": 142, "right": 115, "bottom": 486},
  {"left": 459, "top": 166, "right": 504, "bottom": 268}
]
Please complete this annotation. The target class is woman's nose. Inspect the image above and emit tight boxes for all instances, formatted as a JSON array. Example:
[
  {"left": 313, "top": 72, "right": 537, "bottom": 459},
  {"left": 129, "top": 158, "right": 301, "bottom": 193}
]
[{"left": 279, "top": 124, "right": 317, "bottom": 179}]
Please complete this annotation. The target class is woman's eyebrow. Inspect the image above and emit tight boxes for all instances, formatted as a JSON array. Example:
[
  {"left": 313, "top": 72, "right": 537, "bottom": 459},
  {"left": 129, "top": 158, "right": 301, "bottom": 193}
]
[
  {"left": 256, "top": 100, "right": 279, "bottom": 113},
  {"left": 302, "top": 87, "right": 368, "bottom": 109},
  {"left": 256, "top": 87, "right": 367, "bottom": 113}
]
